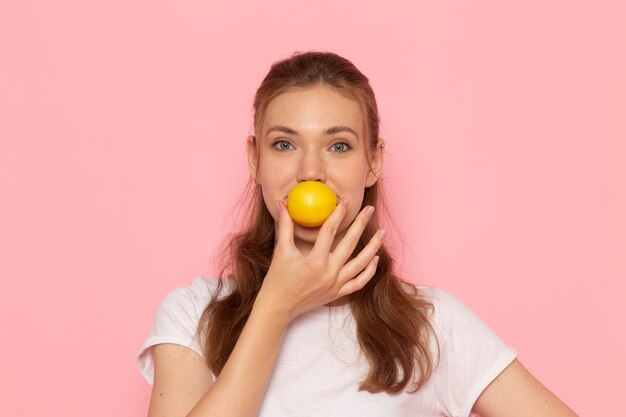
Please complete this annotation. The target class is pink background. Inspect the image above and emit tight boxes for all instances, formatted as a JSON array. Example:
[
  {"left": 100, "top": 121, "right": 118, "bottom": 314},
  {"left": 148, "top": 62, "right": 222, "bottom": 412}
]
[{"left": 1, "top": 1, "right": 624, "bottom": 415}]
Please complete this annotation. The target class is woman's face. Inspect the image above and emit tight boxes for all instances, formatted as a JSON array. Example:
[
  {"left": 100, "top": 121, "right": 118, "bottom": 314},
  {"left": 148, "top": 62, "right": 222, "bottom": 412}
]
[{"left": 246, "top": 83, "right": 384, "bottom": 256}]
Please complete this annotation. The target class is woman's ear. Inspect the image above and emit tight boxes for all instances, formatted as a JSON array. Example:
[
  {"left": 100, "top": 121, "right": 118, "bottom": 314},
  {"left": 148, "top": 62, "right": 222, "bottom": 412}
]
[
  {"left": 246, "top": 135, "right": 259, "bottom": 184},
  {"left": 365, "top": 138, "right": 385, "bottom": 187}
]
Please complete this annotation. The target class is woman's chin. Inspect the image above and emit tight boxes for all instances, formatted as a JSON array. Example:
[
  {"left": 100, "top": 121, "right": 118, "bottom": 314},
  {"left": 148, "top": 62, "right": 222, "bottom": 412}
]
[
  {"left": 294, "top": 222, "right": 321, "bottom": 238},
  {"left": 293, "top": 219, "right": 349, "bottom": 244},
  {"left": 292, "top": 222, "right": 346, "bottom": 255}
]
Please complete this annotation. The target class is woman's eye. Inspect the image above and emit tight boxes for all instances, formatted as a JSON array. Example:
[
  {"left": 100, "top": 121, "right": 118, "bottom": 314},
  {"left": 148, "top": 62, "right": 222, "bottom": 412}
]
[
  {"left": 271, "top": 140, "right": 352, "bottom": 152},
  {"left": 331, "top": 142, "right": 351, "bottom": 152},
  {"left": 272, "top": 140, "right": 294, "bottom": 151}
]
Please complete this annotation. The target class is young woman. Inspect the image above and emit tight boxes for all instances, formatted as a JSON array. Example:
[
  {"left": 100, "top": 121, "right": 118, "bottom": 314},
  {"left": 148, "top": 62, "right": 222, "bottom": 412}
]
[{"left": 137, "top": 51, "right": 578, "bottom": 417}]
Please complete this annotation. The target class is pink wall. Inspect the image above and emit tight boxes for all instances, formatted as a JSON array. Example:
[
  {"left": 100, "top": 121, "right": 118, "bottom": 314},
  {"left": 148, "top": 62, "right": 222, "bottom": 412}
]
[{"left": 1, "top": 1, "right": 624, "bottom": 415}]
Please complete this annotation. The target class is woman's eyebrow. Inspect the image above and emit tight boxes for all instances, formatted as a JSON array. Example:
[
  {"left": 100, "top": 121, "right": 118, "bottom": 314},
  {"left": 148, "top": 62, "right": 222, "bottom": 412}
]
[{"left": 265, "top": 125, "right": 359, "bottom": 139}]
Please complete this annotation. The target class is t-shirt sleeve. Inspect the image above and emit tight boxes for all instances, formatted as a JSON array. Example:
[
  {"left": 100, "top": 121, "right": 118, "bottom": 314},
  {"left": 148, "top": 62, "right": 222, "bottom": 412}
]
[
  {"left": 431, "top": 288, "right": 518, "bottom": 417},
  {"left": 136, "top": 277, "right": 223, "bottom": 386}
]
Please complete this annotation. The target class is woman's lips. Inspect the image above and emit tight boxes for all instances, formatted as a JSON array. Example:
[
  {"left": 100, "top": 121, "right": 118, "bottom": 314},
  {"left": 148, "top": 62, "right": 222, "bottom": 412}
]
[{"left": 282, "top": 191, "right": 341, "bottom": 229}]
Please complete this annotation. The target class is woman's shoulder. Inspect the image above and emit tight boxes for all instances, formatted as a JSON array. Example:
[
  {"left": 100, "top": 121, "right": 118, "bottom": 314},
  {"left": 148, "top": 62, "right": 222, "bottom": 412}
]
[
  {"left": 160, "top": 276, "right": 235, "bottom": 315},
  {"left": 136, "top": 277, "right": 234, "bottom": 384},
  {"left": 412, "top": 284, "right": 510, "bottom": 346},
  {"left": 161, "top": 278, "right": 468, "bottom": 323},
  {"left": 407, "top": 283, "right": 456, "bottom": 305},
  {"left": 409, "top": 283, "right": 478, "bottom": 324},
  {"left": 414, "top": 285, "right": 458, "bottom": 301}
]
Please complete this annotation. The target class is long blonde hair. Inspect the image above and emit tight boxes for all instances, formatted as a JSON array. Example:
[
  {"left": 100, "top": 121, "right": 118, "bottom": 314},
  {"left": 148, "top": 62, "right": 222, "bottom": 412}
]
[{"left": 196, "top": 51, "right": 440, "bottom": 394}]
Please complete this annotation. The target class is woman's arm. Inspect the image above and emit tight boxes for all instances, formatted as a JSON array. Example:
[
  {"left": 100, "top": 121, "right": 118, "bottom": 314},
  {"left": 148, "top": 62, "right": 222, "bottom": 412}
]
[
  {"left": 147, "top": 199, "right": 381, "bottom": 417},
  {"left": 184, "top": 295, "right": 290, "bottom": 417},
  {"left": 147, "top": 293, "right": 290, "bottom": 417},
  {"left": 148, "top": 343, "right": 214, "bottom": 417},
  {"left": 472, "top": 359, "right": 579, "bottom": 417}
]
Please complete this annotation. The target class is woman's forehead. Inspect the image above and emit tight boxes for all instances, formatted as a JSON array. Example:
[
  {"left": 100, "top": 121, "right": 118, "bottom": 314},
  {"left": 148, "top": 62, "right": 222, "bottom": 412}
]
[{"left": 261, "top": 86, "right": 363, "bottom": 138}]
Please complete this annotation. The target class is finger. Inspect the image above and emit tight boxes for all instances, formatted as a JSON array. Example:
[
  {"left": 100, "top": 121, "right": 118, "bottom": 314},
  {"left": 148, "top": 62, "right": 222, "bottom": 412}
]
[
  {"left": 310, "top": 197, "right": 349, "bottom": 258},
  {"left": 338, "top": 228, "right": 385, "bottom": 283},
  {"left": 337, "top": 255, "right": 379, "bottom": 297},
  {"left": 274, "top": 200, "right": 295, "bottom": 250},
  {"left": 329, "top": 205, "right": 375, "bottom": 270}
]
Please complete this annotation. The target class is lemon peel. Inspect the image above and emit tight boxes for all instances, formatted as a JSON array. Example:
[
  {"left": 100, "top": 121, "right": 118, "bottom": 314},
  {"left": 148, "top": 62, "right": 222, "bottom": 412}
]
[{"left": 287, "top": 181, "right": 339, "bottom": 227}]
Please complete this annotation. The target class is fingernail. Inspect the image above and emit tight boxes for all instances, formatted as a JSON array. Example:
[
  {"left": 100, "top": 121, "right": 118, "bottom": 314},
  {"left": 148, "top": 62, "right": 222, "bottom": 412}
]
[
  {"left": 374, "top": 256, "right": 380, "bottom": 265},
  {"left": 367, "top": 206, "right": 375, "bottom": 216},
  {"left": 378, "top": 229, "right": 386, "bottom": 240},
  {"left": 342, "top": 197, "right": 349, "bottom": 207}
]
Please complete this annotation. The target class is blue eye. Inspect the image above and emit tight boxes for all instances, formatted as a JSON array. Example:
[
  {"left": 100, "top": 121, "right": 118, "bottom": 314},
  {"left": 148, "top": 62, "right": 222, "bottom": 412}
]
[
  {"left": 272, "top": 140, "right": 294, "bottom": 151},
  {"left": 331, "top": 142, "right": 351, "bottom": 152},
  {"left": 271, "top": 140, "right": 352, "bottom": 153}
]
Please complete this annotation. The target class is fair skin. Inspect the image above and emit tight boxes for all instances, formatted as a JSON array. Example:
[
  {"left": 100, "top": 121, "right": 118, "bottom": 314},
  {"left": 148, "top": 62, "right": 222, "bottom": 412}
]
[
  {"left": 246, "top": 83, "right": 385, "bottom": 307},
  {"left": 249, "top": 85, "right": 383, "bottom": 256},
  {"left": 146, "top": 83, "right": 578, "bottom": 417}
]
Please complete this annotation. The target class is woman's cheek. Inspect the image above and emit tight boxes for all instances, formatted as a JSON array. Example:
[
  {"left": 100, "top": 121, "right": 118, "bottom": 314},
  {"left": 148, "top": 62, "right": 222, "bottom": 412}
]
[{"left": 262, "top": 194, "right": 278, "bottom": 222}]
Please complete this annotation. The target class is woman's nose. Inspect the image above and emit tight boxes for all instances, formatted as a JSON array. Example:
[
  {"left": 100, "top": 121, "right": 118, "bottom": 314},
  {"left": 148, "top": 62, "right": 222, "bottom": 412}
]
[{"left": 296, "top": 151, "right": 326, "bottom": 183}]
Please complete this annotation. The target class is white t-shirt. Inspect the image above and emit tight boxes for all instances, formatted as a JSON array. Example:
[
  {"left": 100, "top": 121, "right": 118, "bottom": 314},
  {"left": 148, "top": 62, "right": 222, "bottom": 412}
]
[{"left": 137, "top": 277, "right": 517, "bottom": 417}]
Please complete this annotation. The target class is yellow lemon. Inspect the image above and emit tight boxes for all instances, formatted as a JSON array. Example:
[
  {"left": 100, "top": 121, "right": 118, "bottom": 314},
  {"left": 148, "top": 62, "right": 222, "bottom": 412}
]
[{"left": 287, "top": 181, "right": 339, "bottom": 227}]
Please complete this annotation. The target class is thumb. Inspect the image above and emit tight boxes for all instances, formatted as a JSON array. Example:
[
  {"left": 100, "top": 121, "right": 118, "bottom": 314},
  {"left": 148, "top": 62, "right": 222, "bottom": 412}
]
[{"left": 275, "top": 200, "right": 294, "bottom": 249}]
